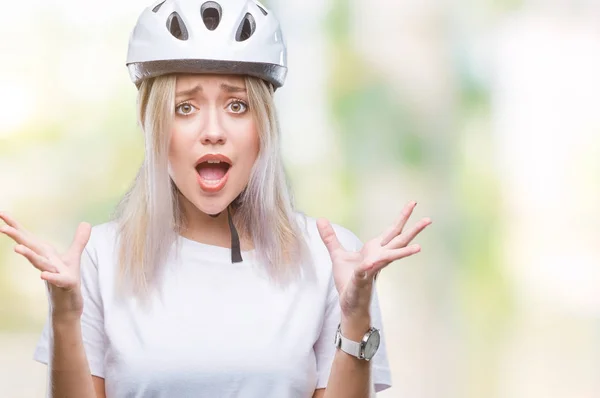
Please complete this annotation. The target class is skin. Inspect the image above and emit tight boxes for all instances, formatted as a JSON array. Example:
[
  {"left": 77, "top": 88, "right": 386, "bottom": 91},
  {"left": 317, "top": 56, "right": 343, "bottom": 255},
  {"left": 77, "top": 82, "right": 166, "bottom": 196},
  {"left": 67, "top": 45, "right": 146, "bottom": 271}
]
[
  {"left": 313, "top": 200, "right": 431, "bottom": 398},
  {"left": 170, "top": 74, "right": 259, "bottom": 249},
  {"left": 0, "top": 74, "right": 431, "bottom": 398}
]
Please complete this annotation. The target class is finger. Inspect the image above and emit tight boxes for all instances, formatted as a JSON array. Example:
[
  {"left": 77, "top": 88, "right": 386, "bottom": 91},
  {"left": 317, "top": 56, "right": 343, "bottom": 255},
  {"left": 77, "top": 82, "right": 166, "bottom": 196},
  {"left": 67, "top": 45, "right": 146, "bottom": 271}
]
[
  {"left": 386, "top": 244, "right": 421, "bottom": 262},
  {"left": 14, "top": 244, "right": 58, "bottom": 273},
  {"left": 0, "top": 225, "right": 48, "bottom": 255},
  {"left": 316, "top": 218, "right": 344, "bottom": 257},
  {"left": 380, "top": 201, "right": 417, "bottom": 246},
  {"left": 368, "top": 244, "right": 422, "bottom": 275},
  {"left": 386, "top": 217, "right": 432, "bottom": 249},
  {"left": 40, "top": 271, "right": 73, "bottom": 289},
  {"left": 362, "top": 244, "right": 421, "bottom": 276},
  {"left": 0, "top": 211, "right": 24, "bottom": 230},
  {"left": 66, "top": 222, "right": 92, "bottom": 259}
]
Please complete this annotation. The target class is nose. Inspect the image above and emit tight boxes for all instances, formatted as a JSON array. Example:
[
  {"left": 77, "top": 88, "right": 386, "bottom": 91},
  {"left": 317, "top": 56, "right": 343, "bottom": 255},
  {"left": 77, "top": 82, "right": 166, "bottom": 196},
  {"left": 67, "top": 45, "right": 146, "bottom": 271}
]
[{"left": 199, "top": 107, "right": 226, "bottom": 146}]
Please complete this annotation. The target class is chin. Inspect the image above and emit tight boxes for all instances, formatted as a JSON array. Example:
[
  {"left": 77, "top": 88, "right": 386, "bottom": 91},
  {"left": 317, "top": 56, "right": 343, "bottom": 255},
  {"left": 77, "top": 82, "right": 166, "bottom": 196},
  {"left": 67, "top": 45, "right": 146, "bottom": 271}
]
[
  {"left": 178, "top": 174, "right": 246, "bottom": 217},
  {"left": 193, "top": 199, "right": 230, "bottom": 216}
]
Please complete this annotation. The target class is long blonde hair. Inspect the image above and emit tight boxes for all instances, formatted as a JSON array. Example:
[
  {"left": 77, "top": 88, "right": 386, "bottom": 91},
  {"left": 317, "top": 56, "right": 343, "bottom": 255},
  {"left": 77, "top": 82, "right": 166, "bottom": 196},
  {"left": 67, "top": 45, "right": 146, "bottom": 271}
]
[{"left": 112, "top": 75, "right": 311, "bottom": 299}]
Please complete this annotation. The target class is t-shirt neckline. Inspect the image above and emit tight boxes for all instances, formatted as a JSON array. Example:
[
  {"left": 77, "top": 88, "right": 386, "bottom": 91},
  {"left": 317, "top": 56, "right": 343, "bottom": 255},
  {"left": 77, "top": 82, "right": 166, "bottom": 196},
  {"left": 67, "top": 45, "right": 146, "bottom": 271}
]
[{"left": 176, "top": 234, "right": 256, "bottom": 264}]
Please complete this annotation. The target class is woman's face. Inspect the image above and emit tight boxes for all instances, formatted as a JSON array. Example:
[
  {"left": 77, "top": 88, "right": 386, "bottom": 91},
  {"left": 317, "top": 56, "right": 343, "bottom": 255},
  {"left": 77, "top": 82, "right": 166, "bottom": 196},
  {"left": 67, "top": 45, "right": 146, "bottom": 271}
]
[{"left": 168, "top": 74, "right": 259, "bottom": 216}]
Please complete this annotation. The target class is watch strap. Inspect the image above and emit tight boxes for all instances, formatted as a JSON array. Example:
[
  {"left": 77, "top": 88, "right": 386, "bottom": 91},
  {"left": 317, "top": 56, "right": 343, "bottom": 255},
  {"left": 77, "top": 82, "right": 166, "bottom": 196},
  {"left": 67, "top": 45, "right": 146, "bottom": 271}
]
[{"left": 336, "top": 329, "right": 363, "bottom": 358}]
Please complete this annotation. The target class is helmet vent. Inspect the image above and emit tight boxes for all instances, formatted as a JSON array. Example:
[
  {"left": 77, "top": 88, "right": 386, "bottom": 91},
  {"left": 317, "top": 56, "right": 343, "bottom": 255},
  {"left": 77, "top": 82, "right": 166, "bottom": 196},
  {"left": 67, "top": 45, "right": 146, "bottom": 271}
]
[
  {"left": 201, "top": 2, "right": 222, "bottom": 31},
  {"left": 256, "top": 3, "right": 268, "bottom": 15},
  {"left": 152, "top": 1, "right": 165, "bottom": 13},
  {"left": 167, "top": 12, "right": 189, "bottom": 40},
  {"left": 235, "top": 13, "right": 256, "bottom": 42}
]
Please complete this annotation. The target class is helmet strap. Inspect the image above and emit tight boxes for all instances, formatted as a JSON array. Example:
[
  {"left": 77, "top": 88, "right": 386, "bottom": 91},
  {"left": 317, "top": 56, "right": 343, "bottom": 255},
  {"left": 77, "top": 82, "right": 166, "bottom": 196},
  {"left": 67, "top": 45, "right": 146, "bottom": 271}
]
[
  {"left": 208, "top": 205, "right": 243, "bottom": 263},
  {"left": 227, "top": 206, "right": 243, "bottom": 263}
]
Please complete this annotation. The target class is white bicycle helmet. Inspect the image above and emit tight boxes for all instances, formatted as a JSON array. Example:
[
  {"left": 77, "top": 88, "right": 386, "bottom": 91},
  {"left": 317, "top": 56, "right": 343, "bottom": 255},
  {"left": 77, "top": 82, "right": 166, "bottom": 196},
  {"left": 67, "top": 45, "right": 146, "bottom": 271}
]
[{"left": 126, "top": 0, "right": 287, "bottom": 88}]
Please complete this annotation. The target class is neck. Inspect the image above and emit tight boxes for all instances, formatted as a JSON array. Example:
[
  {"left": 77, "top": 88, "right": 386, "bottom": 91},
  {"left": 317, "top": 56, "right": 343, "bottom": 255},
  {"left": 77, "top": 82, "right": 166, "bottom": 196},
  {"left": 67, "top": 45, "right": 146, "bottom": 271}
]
[{"left": 177, "top": 193, "right": 253, "bottom": 251}]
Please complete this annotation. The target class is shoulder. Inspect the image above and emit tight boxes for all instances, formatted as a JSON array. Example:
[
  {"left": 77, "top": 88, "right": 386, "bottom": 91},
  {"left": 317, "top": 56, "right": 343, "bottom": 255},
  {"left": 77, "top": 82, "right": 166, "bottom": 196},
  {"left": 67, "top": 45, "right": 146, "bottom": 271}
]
[
  {"left": 87, "top": 221, "right": 119, "bottom": 247},
  {"left": 294, "top": 212, "right": 363, "bottom": 253},
  {"left": 84, "top": 221, "right": 120, "bottom": 262}
]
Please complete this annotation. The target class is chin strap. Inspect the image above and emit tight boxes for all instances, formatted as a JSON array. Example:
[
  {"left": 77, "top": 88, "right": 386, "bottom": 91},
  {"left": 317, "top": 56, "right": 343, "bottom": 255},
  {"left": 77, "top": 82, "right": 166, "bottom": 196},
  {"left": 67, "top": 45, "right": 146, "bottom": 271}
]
[
  {"left": 209, "top": 206, "right": 243, "bottom": 263},
  {"left": 227, "top": 206, "right": 243, "bottom": 263}
]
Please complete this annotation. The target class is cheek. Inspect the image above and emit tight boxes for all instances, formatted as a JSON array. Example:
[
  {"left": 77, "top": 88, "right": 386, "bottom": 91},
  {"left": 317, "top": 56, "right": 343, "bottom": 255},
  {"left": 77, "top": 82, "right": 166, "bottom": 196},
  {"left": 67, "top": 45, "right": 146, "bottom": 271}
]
[
  {"left": 243, "top": 125, "right": 260, "bottom": 166},
  {"left": 168, "top": 127, "right": 190, "bottom": 176},
  {"left": 232, "top": 122, "right": 260, "bottom": 182},
  {"left": 169, "top": 125, "right": 185, "bottom": 154}
]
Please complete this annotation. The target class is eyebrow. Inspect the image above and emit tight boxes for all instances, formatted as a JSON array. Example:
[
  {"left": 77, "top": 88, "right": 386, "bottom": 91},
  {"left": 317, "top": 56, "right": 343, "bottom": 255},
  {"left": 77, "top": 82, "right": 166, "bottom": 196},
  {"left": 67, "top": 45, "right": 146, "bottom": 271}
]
[
  {"left": 175, "top": 83, "right": 246, "bottom": 98},
  {"left": 175, "top": 85, "right": 202, "bottom": 98},
  {"left": 220, "top": 83, "right": 246, "bottom": 93}
]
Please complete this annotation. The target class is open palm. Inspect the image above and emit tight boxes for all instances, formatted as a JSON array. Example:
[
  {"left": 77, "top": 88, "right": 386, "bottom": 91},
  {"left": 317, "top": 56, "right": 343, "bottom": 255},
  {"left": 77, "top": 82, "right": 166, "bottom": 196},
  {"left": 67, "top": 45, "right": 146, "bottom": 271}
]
[
  {"left": 317, "top": 201, "right": 431, "bottom": 318},
  {"left": 0, "top": 212, "right": 91, "bottom": 317}
]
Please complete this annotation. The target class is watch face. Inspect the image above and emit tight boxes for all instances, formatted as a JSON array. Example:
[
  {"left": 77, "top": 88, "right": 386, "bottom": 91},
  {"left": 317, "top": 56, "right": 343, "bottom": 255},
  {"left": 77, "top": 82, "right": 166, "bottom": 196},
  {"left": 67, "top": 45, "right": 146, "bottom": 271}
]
[{"left": 363, "top": 329, "right": 381, "bottom": 360}]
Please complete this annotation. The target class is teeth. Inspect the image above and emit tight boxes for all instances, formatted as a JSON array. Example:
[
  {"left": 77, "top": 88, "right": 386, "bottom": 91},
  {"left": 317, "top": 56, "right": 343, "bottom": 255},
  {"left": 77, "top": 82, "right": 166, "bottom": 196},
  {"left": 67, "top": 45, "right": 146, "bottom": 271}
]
[{"left": 206, "top": 160, "right": 221, "bottom": 164}]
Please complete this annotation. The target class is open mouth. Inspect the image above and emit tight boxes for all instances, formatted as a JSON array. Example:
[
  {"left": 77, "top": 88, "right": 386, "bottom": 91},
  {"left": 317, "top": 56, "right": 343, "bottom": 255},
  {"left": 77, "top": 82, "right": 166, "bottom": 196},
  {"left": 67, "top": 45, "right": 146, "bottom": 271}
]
[
  {"left": 195, "top": 160, "right": 231, "bottom": 182},
  {"left": 194, "top": 156, "right": 232, "bottom": 193}
]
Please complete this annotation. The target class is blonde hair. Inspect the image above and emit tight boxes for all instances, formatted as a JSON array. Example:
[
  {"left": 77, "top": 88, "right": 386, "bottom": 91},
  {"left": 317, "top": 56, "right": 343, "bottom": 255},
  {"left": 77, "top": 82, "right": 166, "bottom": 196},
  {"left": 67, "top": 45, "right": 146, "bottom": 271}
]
[{"left": 111, "top": 75, "right": 311, "bottom": 300}]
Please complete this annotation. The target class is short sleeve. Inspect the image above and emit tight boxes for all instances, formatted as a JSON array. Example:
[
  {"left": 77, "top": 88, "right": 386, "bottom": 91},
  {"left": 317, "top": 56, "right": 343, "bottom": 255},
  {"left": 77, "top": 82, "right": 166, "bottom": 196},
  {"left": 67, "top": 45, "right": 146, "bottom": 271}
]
[
  {"left": 33, "top": 235, "right": 106, "bottom": 378},
  {"left": 314, "top": 226, "right": 392, "bottom": 393}
]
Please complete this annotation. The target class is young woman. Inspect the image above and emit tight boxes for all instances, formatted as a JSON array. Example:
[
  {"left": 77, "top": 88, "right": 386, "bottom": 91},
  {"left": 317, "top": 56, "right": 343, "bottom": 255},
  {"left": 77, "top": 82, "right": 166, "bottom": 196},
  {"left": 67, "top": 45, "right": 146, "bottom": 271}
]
[{"left": 0, "top": 0, "right": 431, "bottom": 397}]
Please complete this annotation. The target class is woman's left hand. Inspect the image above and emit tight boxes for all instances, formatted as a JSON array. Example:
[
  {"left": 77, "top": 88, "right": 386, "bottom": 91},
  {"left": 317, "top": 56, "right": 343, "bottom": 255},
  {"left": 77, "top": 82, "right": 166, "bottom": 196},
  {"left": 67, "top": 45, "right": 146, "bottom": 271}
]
[{"left": 317, "top": 201, "right": 431, "bottom": 332}]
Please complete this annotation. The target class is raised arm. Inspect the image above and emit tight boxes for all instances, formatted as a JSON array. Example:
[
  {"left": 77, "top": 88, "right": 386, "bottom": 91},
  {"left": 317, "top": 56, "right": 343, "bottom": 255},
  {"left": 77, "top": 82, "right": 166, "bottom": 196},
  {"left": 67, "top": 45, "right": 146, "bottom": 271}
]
[
  {"left": 316, "top": 201, "right": 431, "bottom": 397},
  {"left": 0, "top": 212, "right": 101, "bottom": 398}
]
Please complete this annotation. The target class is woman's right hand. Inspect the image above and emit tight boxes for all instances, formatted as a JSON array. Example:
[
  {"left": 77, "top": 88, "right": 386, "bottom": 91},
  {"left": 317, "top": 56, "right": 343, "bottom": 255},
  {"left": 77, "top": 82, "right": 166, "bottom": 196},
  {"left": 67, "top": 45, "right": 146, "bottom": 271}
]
[{"left": 0, "top": 212, "right": 91, "bottom": 322}]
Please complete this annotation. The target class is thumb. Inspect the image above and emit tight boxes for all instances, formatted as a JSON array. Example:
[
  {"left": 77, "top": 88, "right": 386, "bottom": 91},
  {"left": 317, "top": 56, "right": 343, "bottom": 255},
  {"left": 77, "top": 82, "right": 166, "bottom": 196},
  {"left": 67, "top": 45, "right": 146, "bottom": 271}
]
[
  {"left": 67, "top": 222, "right": 92, "bottom": 258},
  {"left": 316, "top": 218, "right": 343, "bottom": 257}
]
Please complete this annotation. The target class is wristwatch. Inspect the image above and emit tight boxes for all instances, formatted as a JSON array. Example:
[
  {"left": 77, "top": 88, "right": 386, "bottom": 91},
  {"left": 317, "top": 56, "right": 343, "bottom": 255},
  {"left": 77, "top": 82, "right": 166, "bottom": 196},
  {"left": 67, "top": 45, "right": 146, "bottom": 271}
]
[{"left": 334, "top": 324, "right": 381, "bottom": 361}]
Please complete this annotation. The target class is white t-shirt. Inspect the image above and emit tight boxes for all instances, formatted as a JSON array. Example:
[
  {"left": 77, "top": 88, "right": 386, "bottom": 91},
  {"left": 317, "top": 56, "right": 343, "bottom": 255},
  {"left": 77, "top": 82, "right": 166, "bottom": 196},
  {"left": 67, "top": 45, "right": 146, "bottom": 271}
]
[{"left": 34, "top": 214, "right": 392, "bottom": 397}]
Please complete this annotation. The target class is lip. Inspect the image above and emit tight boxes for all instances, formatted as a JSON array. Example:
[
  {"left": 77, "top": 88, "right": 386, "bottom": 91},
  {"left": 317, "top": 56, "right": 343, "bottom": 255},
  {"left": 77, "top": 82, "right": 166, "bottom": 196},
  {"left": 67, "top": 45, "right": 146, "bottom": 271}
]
[
  {"left": 194, "top": 153, "right": 233, "bottom": 168},
  {"left": 195, "top": 153, "right": 232, "bottom": 194},
  {"left": 197, "top": 169, "right": 229, "bottom": 193}
]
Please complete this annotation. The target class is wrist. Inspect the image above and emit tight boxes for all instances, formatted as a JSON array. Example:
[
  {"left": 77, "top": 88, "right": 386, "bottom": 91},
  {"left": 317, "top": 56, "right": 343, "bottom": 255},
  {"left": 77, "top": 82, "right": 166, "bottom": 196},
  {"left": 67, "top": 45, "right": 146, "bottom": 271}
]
[
  {"left": 340, "top": 315, "right": 372, "bottom": 341},
  {"left": 51, "top": 312, "right": 81, "bottom": 327}
]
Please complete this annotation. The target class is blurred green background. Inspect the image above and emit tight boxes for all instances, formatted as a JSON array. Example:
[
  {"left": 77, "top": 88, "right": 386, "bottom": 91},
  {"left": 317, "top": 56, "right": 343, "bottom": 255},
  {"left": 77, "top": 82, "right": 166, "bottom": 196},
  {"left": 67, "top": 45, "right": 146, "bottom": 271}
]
[{"left": 1, "top": 0, "right": 600, "bottom": 397}]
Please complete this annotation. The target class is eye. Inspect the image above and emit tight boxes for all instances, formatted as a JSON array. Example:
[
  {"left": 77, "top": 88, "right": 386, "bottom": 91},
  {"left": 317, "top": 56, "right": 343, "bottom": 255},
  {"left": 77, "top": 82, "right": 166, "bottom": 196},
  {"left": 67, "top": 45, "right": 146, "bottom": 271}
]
[
  {"left": 227, "top": 100, "right": 248, "bottom": 114},
  {"left": 175, "top": 102, "right": 196, "bottom": 116}
]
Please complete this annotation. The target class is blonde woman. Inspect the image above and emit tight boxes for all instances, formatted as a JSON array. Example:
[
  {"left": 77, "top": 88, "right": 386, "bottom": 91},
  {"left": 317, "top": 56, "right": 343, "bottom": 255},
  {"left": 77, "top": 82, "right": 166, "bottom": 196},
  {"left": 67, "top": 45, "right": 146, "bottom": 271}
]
[{"left": 0, "top": 0, "right": 431, "bottom": 397}]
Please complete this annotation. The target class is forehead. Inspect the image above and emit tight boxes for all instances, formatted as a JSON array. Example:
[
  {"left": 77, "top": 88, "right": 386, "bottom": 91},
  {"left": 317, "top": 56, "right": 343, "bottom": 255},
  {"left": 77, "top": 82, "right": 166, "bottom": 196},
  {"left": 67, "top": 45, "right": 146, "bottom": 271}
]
[{"left": 175, "top": 74, "right": 246, "bottom": 90}]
